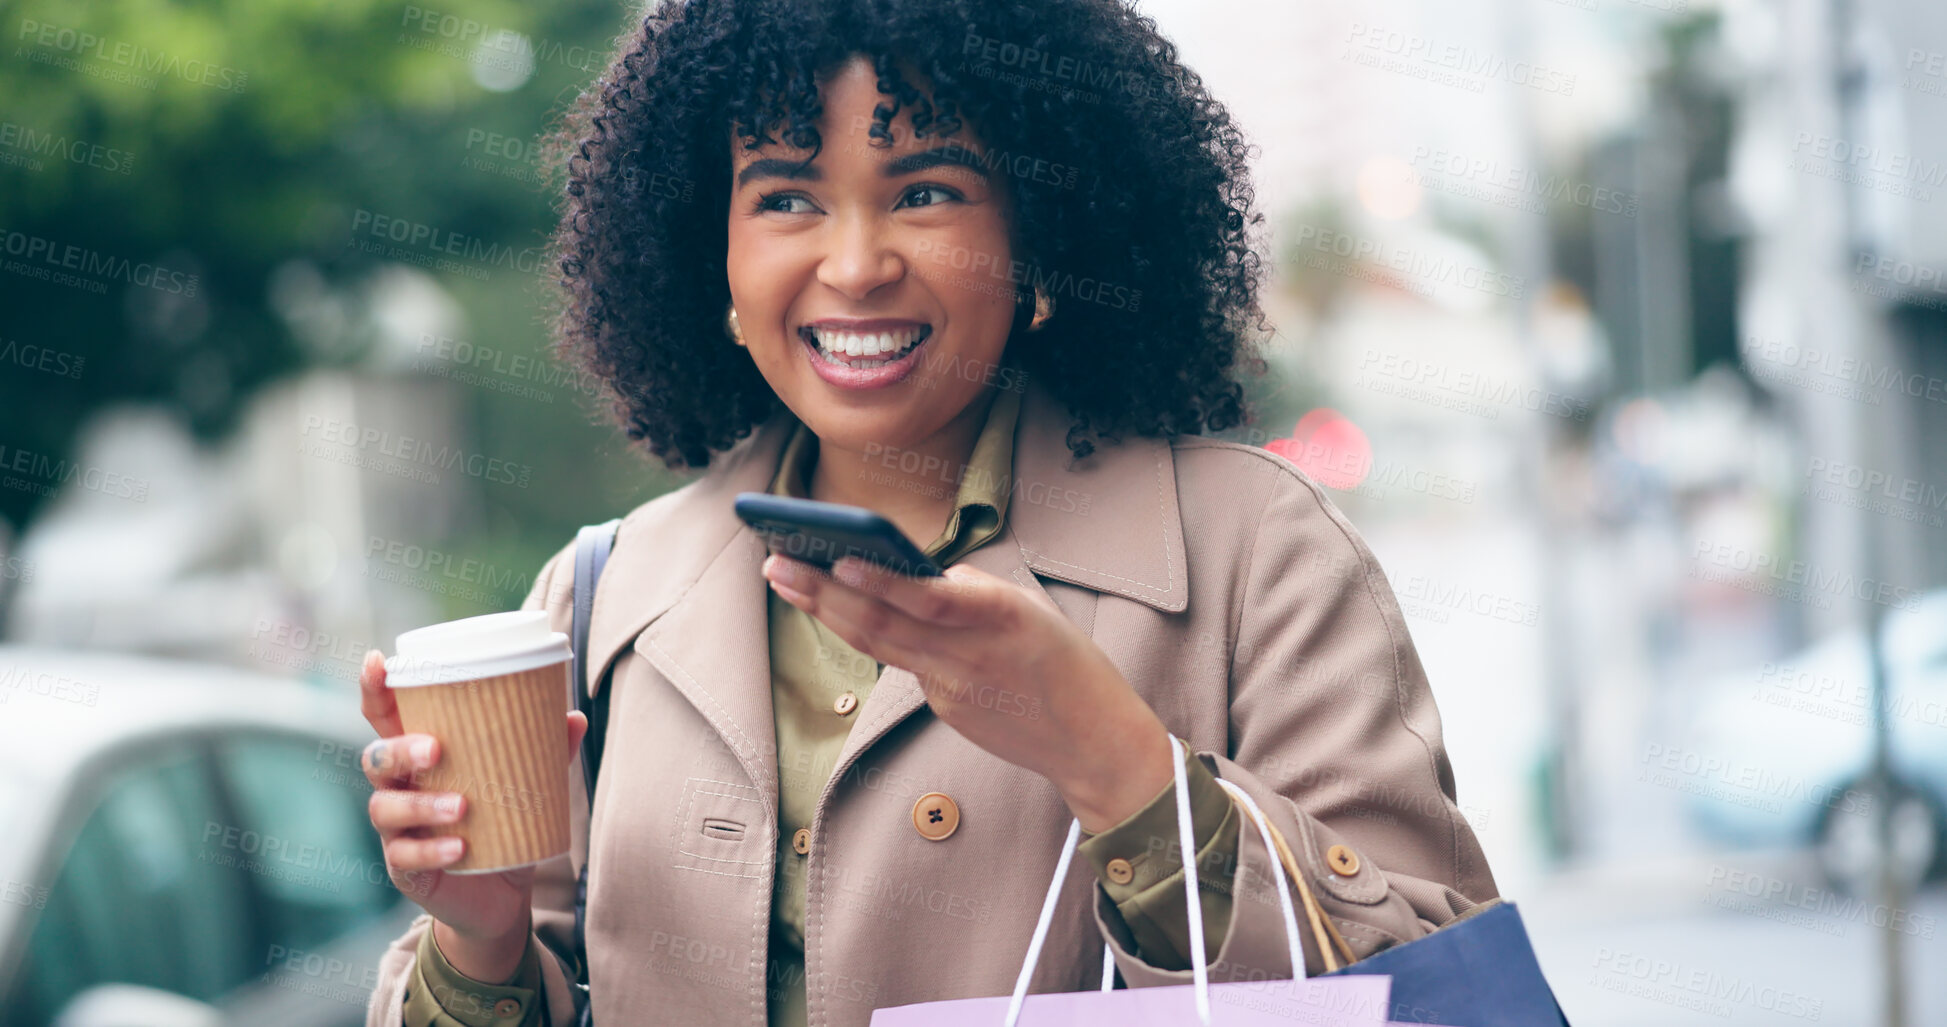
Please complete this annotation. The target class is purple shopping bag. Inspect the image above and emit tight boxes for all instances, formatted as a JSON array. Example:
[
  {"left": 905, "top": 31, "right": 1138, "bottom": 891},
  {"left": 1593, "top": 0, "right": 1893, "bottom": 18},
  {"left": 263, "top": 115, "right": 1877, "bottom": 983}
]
[
  {"left": 870, "top": 974, "right": 1396, "bottom": 1026},
  {"left": 870, "top": 738, "right": 1405, "bottom": 1027}
]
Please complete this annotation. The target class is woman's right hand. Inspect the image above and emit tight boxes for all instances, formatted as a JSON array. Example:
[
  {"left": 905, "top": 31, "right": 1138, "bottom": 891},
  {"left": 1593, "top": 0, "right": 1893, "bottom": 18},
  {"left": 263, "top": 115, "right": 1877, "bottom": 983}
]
[{"left": 359, "top": 648, "right": 587, "bottom": 980}]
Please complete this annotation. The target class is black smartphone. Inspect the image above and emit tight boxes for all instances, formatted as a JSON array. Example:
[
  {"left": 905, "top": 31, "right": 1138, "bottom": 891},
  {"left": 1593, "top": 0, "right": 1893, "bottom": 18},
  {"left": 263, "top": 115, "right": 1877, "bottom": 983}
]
[{"left": 734, "top": 492, "right": 943, "bottom": 577}]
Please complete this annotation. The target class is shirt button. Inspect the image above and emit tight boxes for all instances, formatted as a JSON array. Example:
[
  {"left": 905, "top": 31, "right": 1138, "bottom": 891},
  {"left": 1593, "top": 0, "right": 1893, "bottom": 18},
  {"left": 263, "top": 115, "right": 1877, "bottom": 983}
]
[
  {"left": 1326, "top": 844, "right": 1360, "bottom": 876},
  {"left": 833, "top": 691, "right": 858, "bottom": 716},
  {"left": 493, "top": 998, "right": 522, "bottom": 1017},
  {"left": 793, "top": 827, "right": 811, "bottom": 855},
  {"left": 912, "top": 792, "right": 960, "bottom": 841},
  {"left": 1105, "top": 857, "right": 1135, "bottom": 885}
]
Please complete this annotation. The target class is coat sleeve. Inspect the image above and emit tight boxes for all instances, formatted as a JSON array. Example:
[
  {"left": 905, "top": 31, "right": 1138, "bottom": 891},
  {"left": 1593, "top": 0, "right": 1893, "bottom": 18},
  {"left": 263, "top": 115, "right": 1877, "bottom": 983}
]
[
  {"left": 367, "top": 540, "right": 586, "bottom": 1027},
  {"left": 1076, "top": 746, "right": 1240, "bottom": 969},
  {"left": 1094, "top": 461, "right": 1499, "bottom": 987},
  {"left": 402, "top": 922, "right": 543, "bottom": 1026}
]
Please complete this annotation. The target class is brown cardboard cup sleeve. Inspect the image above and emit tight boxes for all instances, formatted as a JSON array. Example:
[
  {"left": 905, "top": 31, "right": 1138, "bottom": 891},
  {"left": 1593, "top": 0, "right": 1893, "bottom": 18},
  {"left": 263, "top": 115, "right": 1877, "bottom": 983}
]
[{"left": 383, "top": 610, "right": 573, "bottom": 874}]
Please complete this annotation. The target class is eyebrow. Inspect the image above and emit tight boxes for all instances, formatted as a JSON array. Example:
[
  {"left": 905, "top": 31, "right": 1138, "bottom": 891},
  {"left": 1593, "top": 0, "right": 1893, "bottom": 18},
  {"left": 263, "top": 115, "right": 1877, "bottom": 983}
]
[{"left": 734, "top": 144, "right": 992, "bottom": 189}]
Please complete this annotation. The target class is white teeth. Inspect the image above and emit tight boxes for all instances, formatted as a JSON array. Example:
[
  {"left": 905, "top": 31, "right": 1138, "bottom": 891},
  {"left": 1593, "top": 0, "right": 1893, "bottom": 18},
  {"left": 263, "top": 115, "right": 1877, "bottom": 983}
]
[
  {"left": 813, "top": 346, "right": 891, "bottom": 368},
  {"left": 807, "top": 326, "right": 929, "bottom": 363}
]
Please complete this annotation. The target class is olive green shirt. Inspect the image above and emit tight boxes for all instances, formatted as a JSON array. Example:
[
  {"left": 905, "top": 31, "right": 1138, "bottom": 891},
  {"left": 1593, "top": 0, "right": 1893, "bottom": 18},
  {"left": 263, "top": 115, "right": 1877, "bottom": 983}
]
[{"left": 404, "top": 385, "right": 1239, "bottom": 1027}]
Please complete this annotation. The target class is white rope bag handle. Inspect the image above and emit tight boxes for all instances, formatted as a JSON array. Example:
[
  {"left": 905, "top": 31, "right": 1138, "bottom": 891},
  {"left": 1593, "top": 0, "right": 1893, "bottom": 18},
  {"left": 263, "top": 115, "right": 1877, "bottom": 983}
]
[{"left": 1000, "top": 736, "right": 1307, "bottom": 1027}]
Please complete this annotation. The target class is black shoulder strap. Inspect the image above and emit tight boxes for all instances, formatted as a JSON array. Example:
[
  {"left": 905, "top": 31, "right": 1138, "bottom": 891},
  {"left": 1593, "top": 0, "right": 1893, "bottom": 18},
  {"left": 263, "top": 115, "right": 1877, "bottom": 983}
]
[
  {"left": 571, "top": 518, "right": 621, "bottom": 799},
  {"left": 568, "top": 518, "right": 620, "bottom": 1025}
]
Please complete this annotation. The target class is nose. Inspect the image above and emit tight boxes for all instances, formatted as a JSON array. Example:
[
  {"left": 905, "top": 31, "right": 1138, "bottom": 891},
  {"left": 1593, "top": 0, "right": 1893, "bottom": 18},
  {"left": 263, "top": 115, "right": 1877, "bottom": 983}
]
[{"left": 816, "top": 211, "right": 905, "bottom": 300}]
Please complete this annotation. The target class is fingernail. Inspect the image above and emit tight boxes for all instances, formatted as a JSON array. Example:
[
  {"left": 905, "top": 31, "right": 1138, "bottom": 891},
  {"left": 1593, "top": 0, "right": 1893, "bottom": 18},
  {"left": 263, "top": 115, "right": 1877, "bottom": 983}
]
[
  {"left": 437, "top": 837, "right": 464, "bottom": 863},
  {"left": 363, "top": 739, "right": 388, "bottom": 773},
  {"left": 411, "top": 737, "right": 435, "bottom": 766},
  {"left": 433, "top": 794, "right": 462, "bottom": 819},
  {"left": 832, "top": 558, "right": 864, "bottom": 586},
  {"left": 768, "top": 557, "right": 803, "bottom": 588}
]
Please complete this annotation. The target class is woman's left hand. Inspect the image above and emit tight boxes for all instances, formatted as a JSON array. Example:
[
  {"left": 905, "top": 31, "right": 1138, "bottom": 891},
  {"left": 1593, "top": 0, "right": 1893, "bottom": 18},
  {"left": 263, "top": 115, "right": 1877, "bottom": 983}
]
[{"left": 763, "top": 553, "right": 1174, "bottom": 832}]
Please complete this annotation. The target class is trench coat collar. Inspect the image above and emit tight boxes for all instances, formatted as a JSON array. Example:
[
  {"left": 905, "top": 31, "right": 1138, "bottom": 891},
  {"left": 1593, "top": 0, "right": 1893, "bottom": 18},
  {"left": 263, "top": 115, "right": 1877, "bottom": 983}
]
[{"left": 580, "top": 376, "right": 1189, "bottom": 808}]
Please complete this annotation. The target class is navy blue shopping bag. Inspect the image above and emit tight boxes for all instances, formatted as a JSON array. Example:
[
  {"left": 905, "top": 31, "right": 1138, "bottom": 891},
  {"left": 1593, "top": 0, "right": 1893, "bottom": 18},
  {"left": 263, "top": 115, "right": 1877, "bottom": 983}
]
[{"left": 1324, "top": 900, "right": 1570, "bottom": 1027}]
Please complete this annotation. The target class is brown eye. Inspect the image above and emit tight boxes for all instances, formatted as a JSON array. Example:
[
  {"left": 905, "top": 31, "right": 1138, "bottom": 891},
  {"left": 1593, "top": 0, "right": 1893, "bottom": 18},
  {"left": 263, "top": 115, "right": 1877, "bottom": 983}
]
[
  {"left": 897, "top": 184, "right": 960, "bottom": 209},
  {"left": 753, "top": 191, "right": 818, "bottom": 214}
]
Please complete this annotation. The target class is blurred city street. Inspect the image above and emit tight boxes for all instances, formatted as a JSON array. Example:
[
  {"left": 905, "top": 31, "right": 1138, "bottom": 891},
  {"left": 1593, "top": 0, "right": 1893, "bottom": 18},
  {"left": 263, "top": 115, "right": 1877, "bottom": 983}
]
[{"left": 1530, "top": 850, "right": 1947, "bottom": 1025}]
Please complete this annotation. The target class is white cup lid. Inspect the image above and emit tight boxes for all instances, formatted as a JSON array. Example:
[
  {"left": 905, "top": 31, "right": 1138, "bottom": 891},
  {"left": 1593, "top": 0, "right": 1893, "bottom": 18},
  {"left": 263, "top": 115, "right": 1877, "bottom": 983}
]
[{"left": 384, "top": 610, "right": 571, "bottom": 687}]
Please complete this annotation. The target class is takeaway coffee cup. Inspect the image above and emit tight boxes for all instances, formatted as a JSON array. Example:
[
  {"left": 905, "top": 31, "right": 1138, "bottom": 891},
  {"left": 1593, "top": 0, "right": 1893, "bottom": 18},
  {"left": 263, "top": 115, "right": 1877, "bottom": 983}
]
[{"left": 383, "top": 610, "right": 573, "bottom": 873}]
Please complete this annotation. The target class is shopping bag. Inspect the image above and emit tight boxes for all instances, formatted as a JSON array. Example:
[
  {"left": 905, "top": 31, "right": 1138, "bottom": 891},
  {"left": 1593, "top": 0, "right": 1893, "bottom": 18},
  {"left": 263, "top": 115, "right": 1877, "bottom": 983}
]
[
  {"left": 871, "top": 974, "right": 1396, "bottom": 1026},
  {"left": 1323, "top": 902, "right": 1569, "bottom": 1027},
  {"left": 870, "top": 737, "right": 1400, "bottom": 1027},
  {"left": 1221, "top": 781, "right": 1571, "bottom": 1027}
]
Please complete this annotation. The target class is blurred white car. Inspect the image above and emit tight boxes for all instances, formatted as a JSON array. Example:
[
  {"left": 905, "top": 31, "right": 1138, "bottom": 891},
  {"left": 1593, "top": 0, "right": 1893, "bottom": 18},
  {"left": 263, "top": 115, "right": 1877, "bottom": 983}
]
[
  {"left": 1684, "top": 591, "right": 1947, "bottom": 895},
  {"left": 0, "top": 647, "right": 415, "bottom": 1027}
]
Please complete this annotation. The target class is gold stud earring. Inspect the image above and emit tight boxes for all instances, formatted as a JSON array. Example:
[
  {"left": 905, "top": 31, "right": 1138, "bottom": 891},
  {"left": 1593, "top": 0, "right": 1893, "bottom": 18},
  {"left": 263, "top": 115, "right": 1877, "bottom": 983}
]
[
  {"left": 725, "top": 304, "right": 746, "bottom": 346},
  {"left": 1026, "top": 287, "right": 1055, "bottom": 332}
]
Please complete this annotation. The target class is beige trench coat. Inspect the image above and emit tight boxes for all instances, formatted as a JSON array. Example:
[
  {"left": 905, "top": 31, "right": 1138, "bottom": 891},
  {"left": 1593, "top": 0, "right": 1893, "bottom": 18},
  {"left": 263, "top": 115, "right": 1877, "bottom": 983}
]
[{"left": 366, "top": 377, "right": 1498, "bottom": 1026}]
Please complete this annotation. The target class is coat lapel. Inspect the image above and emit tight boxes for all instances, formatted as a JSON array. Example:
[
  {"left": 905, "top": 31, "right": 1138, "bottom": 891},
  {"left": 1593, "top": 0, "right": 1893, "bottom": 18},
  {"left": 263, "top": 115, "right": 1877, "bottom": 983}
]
[
  {"left": 583, "top": 406, "right": 797, "bottom": 814},
  {"left": 1008, "top": 381, "right": 1190, "bottom": 614},
  {"left": 577, "top": 376, "right": 1192, "bottom": 813},
  {"left": 632, "top": 527, "right": 782, "bottom": 813}
]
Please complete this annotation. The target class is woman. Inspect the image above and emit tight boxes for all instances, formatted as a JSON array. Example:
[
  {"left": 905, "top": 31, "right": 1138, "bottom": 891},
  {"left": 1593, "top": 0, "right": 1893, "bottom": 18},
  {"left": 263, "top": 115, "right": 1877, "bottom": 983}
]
[{"left": 360, "top": 1, "right": 1498, "bottom": 1024}]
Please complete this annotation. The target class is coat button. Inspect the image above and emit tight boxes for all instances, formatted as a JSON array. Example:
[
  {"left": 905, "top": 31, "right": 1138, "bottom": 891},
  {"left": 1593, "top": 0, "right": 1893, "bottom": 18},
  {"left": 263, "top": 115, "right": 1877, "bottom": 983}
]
[
  {"left": 493, "top": 998, "right": 522, "bottom": 1017},
  {"left": 1105, "top": 857, "right": 1135, "bottom": 885},
  {"left": 833, "top": 691, "right": 858, "bottom": 716},
  {"left": 1326, "top": 844, "right": 1360, "bottom": 876},
  {"left": 912, "top": 792, "right": 960, "bottom": 841},
  {"left": 792, "top": 827, "right": 811, "bottom": 855}
]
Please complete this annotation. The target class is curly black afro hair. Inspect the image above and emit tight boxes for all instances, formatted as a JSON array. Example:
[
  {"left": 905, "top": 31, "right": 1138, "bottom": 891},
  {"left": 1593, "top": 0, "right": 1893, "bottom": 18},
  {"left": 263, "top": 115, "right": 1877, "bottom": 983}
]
[{"left": 544, "top": 0, "right": 1270, "bottom": 468}]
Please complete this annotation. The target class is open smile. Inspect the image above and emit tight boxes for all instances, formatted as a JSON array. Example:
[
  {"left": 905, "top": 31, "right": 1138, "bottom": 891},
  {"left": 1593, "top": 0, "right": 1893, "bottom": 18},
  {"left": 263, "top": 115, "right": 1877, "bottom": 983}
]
[{"left": 797, "top": 322, "right": 934, "bottom": 389}]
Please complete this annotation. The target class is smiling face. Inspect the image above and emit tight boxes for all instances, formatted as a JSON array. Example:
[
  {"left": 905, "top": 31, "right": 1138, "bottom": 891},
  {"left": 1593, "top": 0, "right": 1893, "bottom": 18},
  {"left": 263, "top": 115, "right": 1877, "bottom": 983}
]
[{"left": 726, "top": 54, "right": 1021, "bottom": 458}]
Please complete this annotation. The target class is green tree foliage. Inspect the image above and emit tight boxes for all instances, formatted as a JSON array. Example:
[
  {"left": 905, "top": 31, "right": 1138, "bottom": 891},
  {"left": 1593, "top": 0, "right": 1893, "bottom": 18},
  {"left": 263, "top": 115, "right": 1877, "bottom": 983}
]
[{"left": 0, "top": 0, "right": 653, "bottom": 556}]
